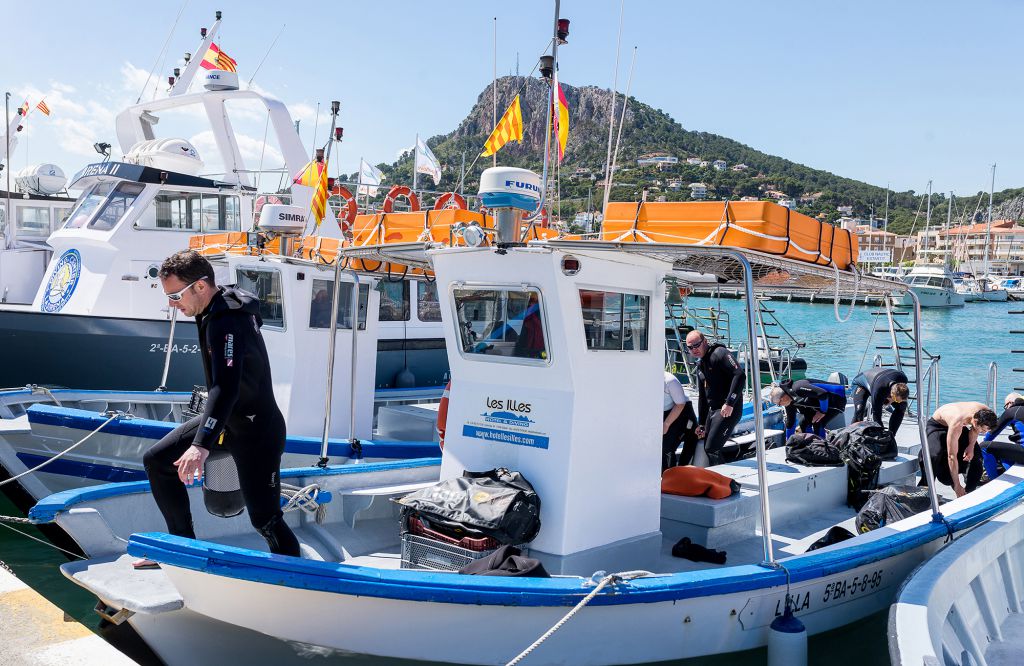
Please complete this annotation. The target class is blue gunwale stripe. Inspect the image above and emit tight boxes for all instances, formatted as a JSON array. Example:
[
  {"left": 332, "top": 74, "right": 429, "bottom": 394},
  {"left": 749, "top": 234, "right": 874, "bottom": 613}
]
[
  {"left": 119, "top": 473, "right": 1024, "bottom": 608},
  {"left": 28, "top": 458, "right": 442, "bottom": 523}
]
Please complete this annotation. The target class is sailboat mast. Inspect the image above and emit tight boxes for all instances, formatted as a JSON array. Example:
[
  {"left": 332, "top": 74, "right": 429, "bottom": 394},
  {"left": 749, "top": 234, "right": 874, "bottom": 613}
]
[
  {"left": 923, "top": 180, "right": 932, "bottom": 259},
  {"left": 983, "top": 163, "right": 995, "bottom": 277},
  {"left": 945, "top": 191, "right": 953, "bottom": 269}
]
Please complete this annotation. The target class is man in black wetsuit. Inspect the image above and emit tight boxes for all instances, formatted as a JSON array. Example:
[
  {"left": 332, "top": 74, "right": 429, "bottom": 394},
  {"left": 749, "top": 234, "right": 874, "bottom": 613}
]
[
  {"left": 685, "top": 330, "right": 745, "bottom": 466},
  {"left": 981, "top": 393, "right": 1024, "bottom": 480},
  {"left": 770, "top": 378, "right": 848, "bottom": 438},
  {"left": 851, "top": 367, "right": 909, "bottom": 434},
  {"left": 136, "top": 250, "right": 299, "bottom": 568}
]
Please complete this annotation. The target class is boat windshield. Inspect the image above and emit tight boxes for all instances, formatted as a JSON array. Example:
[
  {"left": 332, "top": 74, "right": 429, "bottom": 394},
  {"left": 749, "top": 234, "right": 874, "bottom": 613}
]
[
  {"left": 454, "top": 287, "right": 548, "bottom": 363},
  {"left": 63, "top": 182, "right": 116, "bottom": 229},
  {"left": 87, "top": 182, "right": 146, "bottom": 231}
]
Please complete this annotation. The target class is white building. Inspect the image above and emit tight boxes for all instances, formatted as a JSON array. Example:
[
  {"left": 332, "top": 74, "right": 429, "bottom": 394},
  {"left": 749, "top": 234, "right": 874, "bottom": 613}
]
[
  {"left": 686, "top": 157, "right": 702, "bottom": 166},
  {"left": 778, "top": 198, "right": 796, "bottom": 209},
  {"left": 636, "top": 155, "right": 678, "bottom": 168},
  {"left": 837, "top": 205, "right": 854, "bottom": 216},
  {"left": 689, "top": 183, "right": 707, "bottom": 200},
  {"left": 712, "top": 159, "right": 727, "bottom": 171}
]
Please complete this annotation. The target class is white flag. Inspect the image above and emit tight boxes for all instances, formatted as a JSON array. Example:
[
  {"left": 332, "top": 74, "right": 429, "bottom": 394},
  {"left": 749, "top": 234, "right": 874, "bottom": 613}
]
[
  {"left": 415, "top": 137, "right": 442, "bottom": 186},
  {"left": 358, "top": 158, "right": 384, "bottom": 197}
]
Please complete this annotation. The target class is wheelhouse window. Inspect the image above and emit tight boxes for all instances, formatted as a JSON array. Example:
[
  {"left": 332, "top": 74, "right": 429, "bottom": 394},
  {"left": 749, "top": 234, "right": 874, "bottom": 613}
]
[
  {"left": 15, "top": 206, "right": 50, "bottom": 236},
  {"left": 89, "top": 182, "right": 145, "bottom": 231},
  {"left": 309, "top": 279, "right": 369, "bottom": 330},
  {"left": 153, "top": 192, "right": 194, "bottom": 230},
  {"left": 453, "top": 286, "right": 548, "bottom": 362},
  {"left": 417, "top": 280, "right": 442, "bottom": 322},
  {"left": 141, "top": 191, "right": 241, "bottom": 231},
  {"left": 377, "top": 280, "right": 410, "bottom": 321},
  {"left": 64, "top": 182, "right": 115, "bottom": 229},
  {"left": 579, "top": 290, "right": 650, "bottom": 351},
  {"left": 235, "top": 268, "right": 285, "bottom": 329}
]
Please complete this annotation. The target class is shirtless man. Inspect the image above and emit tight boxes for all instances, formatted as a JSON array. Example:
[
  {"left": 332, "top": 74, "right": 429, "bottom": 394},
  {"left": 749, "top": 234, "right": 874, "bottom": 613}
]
[{"left": 920, "top": 402, "right": 998, "bottom": 497}]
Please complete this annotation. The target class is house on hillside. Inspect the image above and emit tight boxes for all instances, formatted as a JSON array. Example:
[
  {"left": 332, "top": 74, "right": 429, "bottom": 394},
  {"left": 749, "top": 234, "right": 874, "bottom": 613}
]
[
  {"left": 778, "top": 198, "right": 796, "bottom": 209},
  {"left": 712, "top": 159, "right": 727, "bottom": 171},
  {"left": 689, "top": 183, "right": 708, "bottom": 200},
  {"left": 740, "top": 196, "right": 760, "bottom": 202},
  {"left": 731, "top": 163, "right": 749, "bottom": 172},
  {"left": 837, "top": 205, "right": 854, "bottom": 216},
  {"left": 686, "top": 157, "right": 702, "bottom": 165},
  {"left": 637, "top": 154, "right": 678, "bottom": 170}
]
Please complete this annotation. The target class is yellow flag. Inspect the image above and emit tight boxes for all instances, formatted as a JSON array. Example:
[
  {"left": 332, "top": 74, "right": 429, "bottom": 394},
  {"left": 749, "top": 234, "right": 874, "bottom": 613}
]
[
  {"left": 293, "top": 159, "right": 329, "bottom": 226},
  {"left": 481, "top": 95, "right": 524, "bottom": 157}
]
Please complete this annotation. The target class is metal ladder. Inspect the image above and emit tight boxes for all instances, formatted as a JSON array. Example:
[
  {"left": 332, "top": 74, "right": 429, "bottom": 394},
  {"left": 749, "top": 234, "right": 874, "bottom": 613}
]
[
  {"left": 1012, "top": 306, "right": 1024, "bottom": 393},
  {"left": 870, "top": 295, "right": 938, "bottom": 417},
  {"left": 753, "top": 297, "right": 805, "bottom": 385},
  {"left": 665, "top": 302, "right": 699, "bottom": 390}
]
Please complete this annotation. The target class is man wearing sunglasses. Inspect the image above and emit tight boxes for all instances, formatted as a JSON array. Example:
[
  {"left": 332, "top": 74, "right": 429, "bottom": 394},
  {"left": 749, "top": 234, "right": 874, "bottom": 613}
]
[
  {"left": 136, "top": 250, "right": 299, "bottom": 568},
  {"left": 685, "top": 330, "right": 745, "bottom": 466}
]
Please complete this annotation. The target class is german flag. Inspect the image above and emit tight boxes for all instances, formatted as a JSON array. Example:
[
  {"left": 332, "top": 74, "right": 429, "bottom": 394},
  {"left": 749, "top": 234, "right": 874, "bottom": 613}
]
[
  {"left": 199, "top": 43, "right": 238, "bottom": 73},
  {"left": 481, "top": 95, "right": 523, "bottom": 157}
]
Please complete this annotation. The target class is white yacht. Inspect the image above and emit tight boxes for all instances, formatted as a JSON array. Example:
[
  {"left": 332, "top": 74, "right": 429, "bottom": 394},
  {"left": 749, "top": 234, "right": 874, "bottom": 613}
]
[{"left": 899, "top": 265, "right": 965, "bottom": 308}]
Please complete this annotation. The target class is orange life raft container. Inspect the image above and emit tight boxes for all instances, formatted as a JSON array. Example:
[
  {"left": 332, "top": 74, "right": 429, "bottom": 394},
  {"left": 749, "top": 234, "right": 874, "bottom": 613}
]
[{"left": 599, "top": 201, "right": 857, "bottom": 270}]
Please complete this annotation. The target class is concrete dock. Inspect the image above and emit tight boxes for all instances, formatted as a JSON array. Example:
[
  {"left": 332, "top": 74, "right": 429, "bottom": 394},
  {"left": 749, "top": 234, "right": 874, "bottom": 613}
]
[{"left": 0, "top": 561, "right": 137, "bottom": 665}]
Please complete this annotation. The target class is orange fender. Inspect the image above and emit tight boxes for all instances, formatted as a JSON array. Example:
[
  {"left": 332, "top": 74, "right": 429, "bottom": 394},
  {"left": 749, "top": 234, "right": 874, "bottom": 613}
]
[
  {"left": 661, "top": 465, "right": 739, "bottom": 500},
  {"left": 436, "top": 381, "right": 450, "bottom": 450},
  {"left": 382, "top": 185, "right": 420, "bottom": 213}
]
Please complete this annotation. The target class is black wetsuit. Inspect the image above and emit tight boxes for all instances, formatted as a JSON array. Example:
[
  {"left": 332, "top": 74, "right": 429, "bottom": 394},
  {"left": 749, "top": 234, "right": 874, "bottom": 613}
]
[
  {"left": 780, "top": 378, "right": 848, "bottom": 437},
  {"left": 143, "top": 286, "right": 300, "bottom": 556},
  {"left": 696, "top": 343, "right": 745, "bottom": 465},
  {"left": 919, "top": 418, "right": 983, "bottom": 493},
  {"left": 981, "top": 400, "right": 1024, "bottom": 479},
  {"left": 851, "top": 367, "right": 908, "bottom": 433}
]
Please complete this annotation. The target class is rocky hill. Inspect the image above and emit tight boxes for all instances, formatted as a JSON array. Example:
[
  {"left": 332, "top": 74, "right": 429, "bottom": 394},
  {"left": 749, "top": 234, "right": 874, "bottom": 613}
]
[{"left": 361, "top": 76, "right": 1020, "bottom": 235}]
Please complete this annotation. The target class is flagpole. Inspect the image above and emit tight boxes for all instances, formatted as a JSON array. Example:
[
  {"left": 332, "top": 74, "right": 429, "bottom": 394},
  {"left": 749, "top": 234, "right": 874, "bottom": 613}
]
[
  {"left": 4, "top": 92, "right": 11, "bottom": 251},
  {"left": 412, "top": 134, "right": 419, "bottom": 192},
  {"left": 606, "top": 46, "right": 637, "bottom": 213},
  {"left": 493, "top": 16, "right": 498, "bottom": 169},
  {"left": 358, "top": 157, "right": 364, "bottom": 212}
]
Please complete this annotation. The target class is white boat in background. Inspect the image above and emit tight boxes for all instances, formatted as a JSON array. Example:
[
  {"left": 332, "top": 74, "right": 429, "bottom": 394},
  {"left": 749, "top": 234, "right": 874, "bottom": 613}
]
[
  {"left": 1, "top": 105, "right": 76, "bottom": 303},
  {"left": 871, "top": 265, "right": 908, "bottom": 282},
  {"left": 889, "top": 501, "right": 1024, "bottom": 666},
  {"left": 995, "top": 276, "right": 1024, "bottom": 300},
  {"left": 899, "top": 265, "right": 965, "bottom": 308}
]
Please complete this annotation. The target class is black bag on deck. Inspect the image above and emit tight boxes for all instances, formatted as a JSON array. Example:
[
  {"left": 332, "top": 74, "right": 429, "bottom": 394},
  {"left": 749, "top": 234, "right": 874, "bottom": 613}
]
[
  {"left": 805, "top": 525, "right": 855, "bottom": 552},
  {"left": 785, "top": 433, "right": 844, "bottom": 467},
  {"left": 826, "top": 421, "right": 898, "bottom": 461},
  {"left": 396, "top": 468, "right": 541, "bottom": 544},
  {"left": 855, "top": 485, "right": 931, "bottom": 533},
  {"left": 839, "top": 440, "right": 882, "bottom": 510}
]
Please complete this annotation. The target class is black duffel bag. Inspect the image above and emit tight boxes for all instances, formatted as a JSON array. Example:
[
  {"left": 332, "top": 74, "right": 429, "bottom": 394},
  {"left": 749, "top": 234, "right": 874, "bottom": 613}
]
[
  {"left": 786, "top": 432, "right": 843, "bottom": 466},
  {"left": 826, "top": 421, "right": 898, "bottom": 461},
  {"left": 397, "top": 468, "right": 541, "bottom": 545},
  {"left": 855, "top": 485, "right": 931, "bottom": 533}
]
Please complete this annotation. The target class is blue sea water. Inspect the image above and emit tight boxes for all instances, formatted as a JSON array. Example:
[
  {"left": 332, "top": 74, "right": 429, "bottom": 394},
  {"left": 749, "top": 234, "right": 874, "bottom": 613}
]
[{"left": 690, "top": 297, "right": 1024, "bottom": 405}]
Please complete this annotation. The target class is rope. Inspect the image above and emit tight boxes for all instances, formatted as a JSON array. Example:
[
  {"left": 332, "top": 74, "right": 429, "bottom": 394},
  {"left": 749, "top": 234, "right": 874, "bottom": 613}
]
[
  {"left": 0, "top": 521, "right": 85, "bottom": 560},
  {"left": 505, "top": 570, "right": 656, "bottom": 666},
  {"left": 0, "top": 412, "right": 123, "bottom": 489},
  {"left": 280, "top": 482, "right": 328, "bottom": 524},
  {"left": 832, "top": 262, "right": 860, "bottom": 323}
]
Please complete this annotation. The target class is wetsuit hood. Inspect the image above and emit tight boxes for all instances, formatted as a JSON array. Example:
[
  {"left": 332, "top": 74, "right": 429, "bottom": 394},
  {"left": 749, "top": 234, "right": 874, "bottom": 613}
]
[{"left": 202, "top": 286, "right": 264, "bottom": 327}]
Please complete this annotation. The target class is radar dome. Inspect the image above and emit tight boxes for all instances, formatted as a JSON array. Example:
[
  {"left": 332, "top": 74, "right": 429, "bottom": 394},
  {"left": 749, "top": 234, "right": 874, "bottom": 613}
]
[{"left": 478, "top": 167, "right": 541, "bottom": 212}]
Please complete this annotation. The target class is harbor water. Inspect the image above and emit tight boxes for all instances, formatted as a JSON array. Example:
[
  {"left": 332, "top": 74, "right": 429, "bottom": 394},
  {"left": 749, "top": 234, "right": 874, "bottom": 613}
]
[{"left": 1, "top": 298, "right": 1018, "bottom": 665}]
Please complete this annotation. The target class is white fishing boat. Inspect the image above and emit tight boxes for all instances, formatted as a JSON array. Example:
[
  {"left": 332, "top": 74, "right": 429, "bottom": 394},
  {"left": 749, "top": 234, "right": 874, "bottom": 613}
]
[
  {"left": 35, "top": 160, "right": 1017, "bottom": 665},
  {"left": 889, "top": 500, "right": 1024, "bottom": 665},
  {"left": 900, "top": 265, "right": 966, "bottom": 308}
]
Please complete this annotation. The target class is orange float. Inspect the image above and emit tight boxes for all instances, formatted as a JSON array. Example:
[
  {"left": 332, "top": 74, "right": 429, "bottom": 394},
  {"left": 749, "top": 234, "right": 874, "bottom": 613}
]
[
  {"left": 382, "top": 185, "right": 420, "bottom": 213},
  {"left": 436, "top": 381, "right": 450, "bottom": 450},
  {"left": 330, "top": 184, "right": 357, "bottom": 233},
  {"left": 433, "top": 192, "right": 467, "bottom": 211}
]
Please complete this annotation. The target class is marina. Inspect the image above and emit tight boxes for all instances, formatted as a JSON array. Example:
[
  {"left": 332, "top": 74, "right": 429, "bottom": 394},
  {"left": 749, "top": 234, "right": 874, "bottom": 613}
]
[{"left": 4, "top": 3, "right": 1024, "bottom": 665}]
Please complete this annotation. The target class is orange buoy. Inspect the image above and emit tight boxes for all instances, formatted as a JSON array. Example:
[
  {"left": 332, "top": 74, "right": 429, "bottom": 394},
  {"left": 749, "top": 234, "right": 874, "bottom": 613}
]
[
  {"left": 382, "top": 185, "right": 420, "bottom": 213},
  {"left": 331, "top": 184, "right": 357, "bottom": 233},
  {"left": 436, "top": 381, "right": 450, "bottom": 450},
  {"left": 433, "top": 192, "right": 467, "bottom": 211}
]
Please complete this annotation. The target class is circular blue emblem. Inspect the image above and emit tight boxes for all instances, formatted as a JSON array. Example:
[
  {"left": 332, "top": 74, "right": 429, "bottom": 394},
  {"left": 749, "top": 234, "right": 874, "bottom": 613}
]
[{"left": 41, "top": 249, "right": 82, "bottom": 313}]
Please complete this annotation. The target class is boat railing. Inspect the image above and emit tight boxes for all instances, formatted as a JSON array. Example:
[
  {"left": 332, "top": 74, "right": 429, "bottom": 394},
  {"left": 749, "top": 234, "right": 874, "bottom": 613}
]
[{"left": 987, "top": 361, "right": 998, "bottom": 407}]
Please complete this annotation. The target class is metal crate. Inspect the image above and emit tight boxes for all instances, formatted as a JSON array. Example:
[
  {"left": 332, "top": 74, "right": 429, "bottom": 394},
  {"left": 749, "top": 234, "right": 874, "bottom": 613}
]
[{"left": 400, "top": 533, "right": 525, "bottom": 571}]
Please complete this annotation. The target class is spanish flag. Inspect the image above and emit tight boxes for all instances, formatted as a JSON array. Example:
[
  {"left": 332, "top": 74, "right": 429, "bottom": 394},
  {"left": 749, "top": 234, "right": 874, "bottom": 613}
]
[
  {"left": 36, "top": 100, "right": 51, "bottom": 116},
  {"left": 552, "top": 72, "right": 569, "bottom": 163},
  {"left": 293, "top": 159, "right": 329, "bottom": 227},
  {"left": 481, "top": 95, "right": 523, "bottom": 157},
  {"left": 199, "top": 43, "right": 238, "bottom": 73}
]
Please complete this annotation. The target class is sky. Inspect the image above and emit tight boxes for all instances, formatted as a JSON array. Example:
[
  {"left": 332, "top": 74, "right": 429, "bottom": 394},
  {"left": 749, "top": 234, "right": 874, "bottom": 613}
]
[{"left": 2, "top": 0, "right": 1023, "bottom": 197}]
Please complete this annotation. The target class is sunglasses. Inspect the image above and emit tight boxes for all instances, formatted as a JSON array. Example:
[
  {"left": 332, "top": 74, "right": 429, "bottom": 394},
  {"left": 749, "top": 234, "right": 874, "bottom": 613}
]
[
  {"left": 685, "top": 339, "right": 704, "bottom": 350},
  {"left": 165, "top": 280, "right": 199, "bottom": 302}
]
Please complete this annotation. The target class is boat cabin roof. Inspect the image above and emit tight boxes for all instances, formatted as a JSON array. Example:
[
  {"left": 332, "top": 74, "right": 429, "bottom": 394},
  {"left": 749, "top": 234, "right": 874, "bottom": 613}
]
[{"left": 69, "top": 161, "right": 249, "bottom": 193}]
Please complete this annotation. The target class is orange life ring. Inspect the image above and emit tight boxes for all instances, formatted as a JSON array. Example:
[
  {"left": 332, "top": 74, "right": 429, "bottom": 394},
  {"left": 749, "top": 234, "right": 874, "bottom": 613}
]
[
  {"left": 382, "top": 185, "right": 420, "bottom": 213},
  {"left": 436, "top": 380, "right": 450, "bottom": 450},
  {"left": 433, "top": 192, "right": 467, "bottom": 211},
  {"left": 254, "top": 194, "right": 282, "bottom": 216},
  {"left": 330, "top": 184, "right": 357, "bottom": 232},
  {"left": 539, "top": 207, "right": 549, "bottom": 228}
]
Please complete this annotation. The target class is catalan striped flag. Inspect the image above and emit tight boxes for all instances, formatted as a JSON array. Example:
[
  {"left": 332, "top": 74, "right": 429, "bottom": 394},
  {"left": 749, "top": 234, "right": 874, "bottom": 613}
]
[
  {"left": 35, "top": 100, "right": 51, "bottom": 116},
  {"left": 293, "top": 159, "right": 329, "bottom": 227},
  {"left": 481, "top": 95, "right": 523, "bottom": 157},
  {"left": 552, "top": 71, "right": 569, "bottom": 163},
  {"left": 199, "top": 43, "right": 238, "bottom": 73}
]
